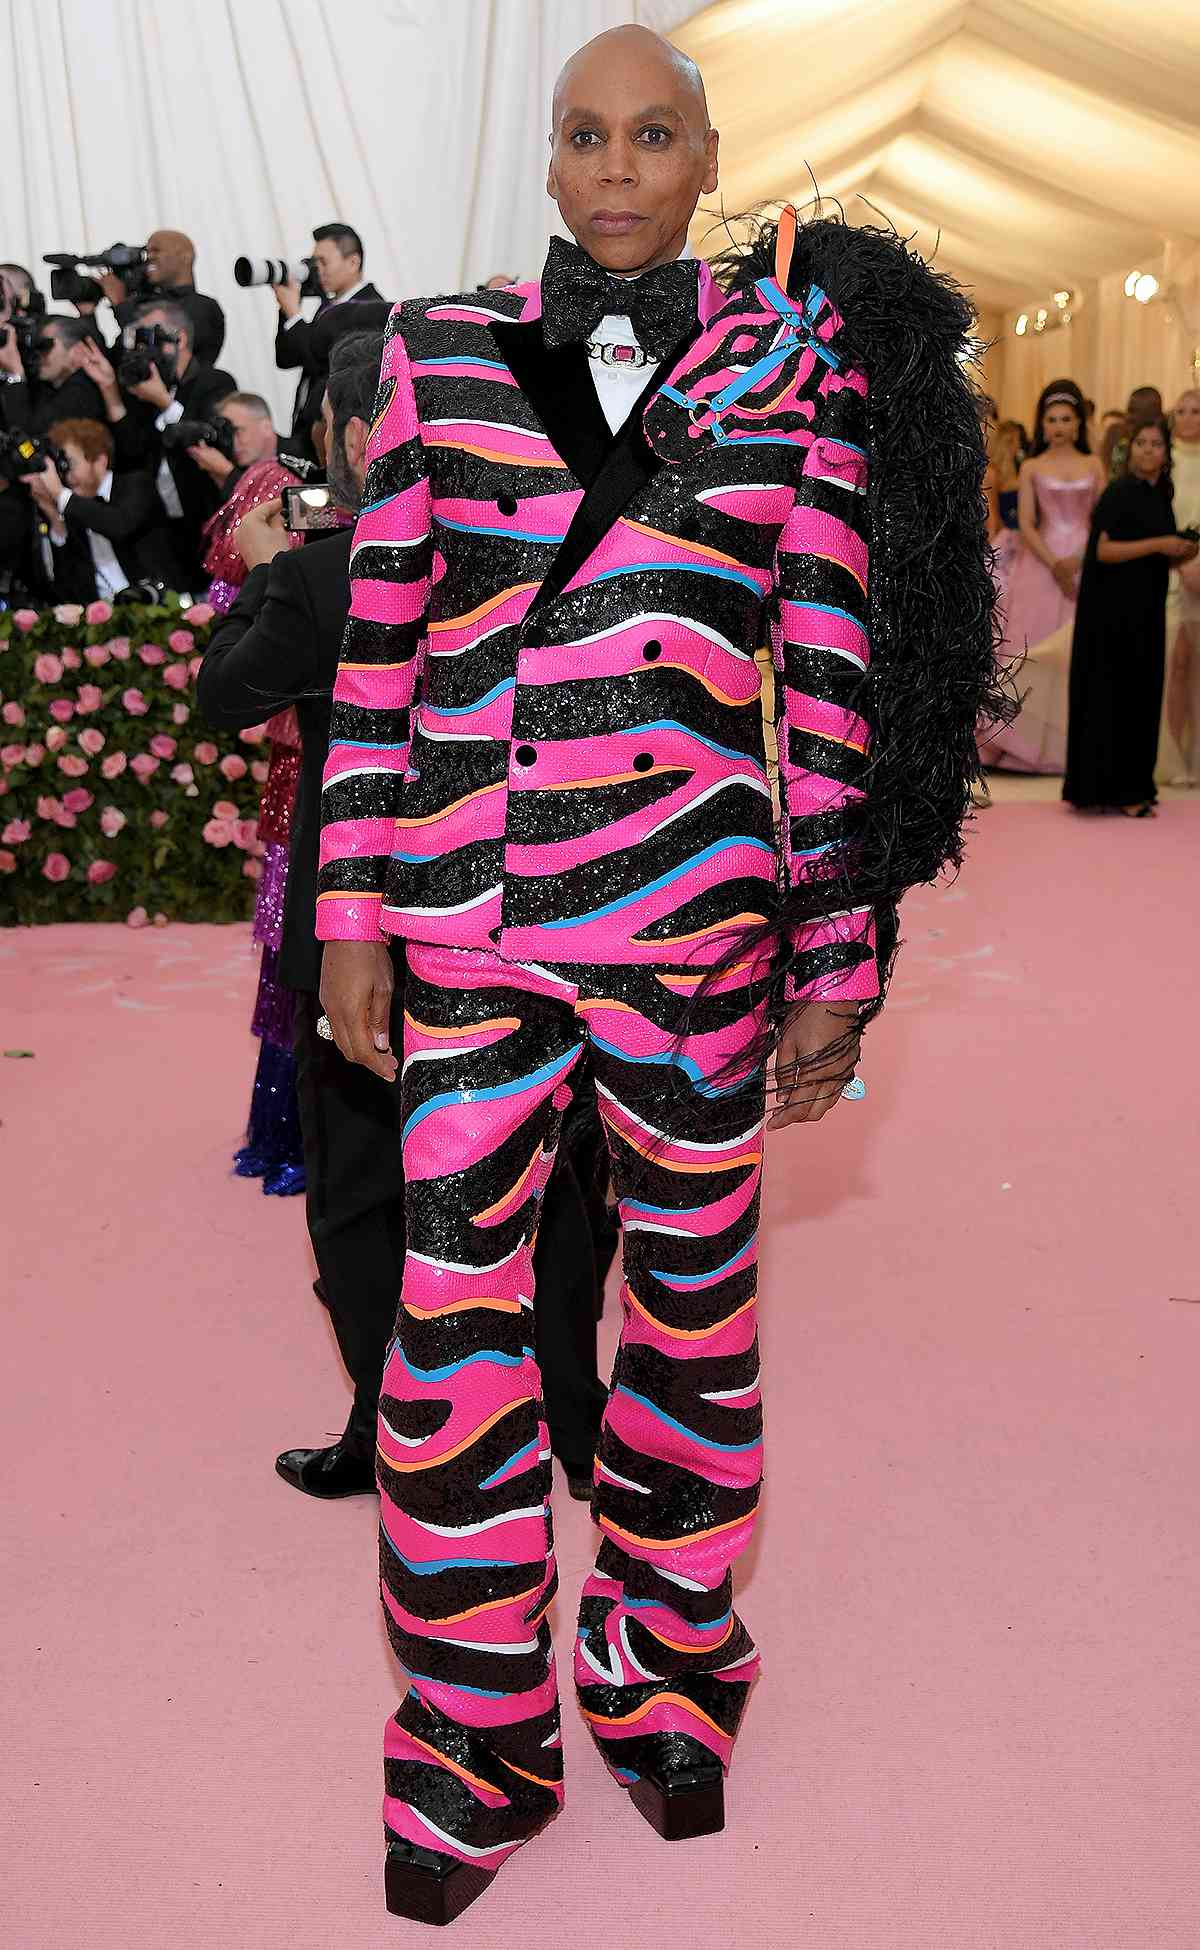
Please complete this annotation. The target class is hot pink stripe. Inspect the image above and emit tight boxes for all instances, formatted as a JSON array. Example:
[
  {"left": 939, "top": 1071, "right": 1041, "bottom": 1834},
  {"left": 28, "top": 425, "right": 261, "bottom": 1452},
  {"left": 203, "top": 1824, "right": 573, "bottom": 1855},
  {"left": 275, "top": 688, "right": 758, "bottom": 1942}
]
[
  {"left": 783, "top": 504, "right": 868, "bottom": 586},
  {"left": 779, "top": 597, "right": 868, "bottom": 661}
]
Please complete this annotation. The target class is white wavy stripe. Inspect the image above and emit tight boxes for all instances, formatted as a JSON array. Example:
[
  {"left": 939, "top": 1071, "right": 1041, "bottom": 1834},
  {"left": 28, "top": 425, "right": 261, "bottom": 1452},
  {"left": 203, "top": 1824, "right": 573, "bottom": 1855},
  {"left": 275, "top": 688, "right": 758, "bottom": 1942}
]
[
  {"left": 408, "top": 1502, "right": 546, "bottom": 1538},
  {"left": 425, "top": 305, "right": 514, "bottom": 323},
  {"left": 405, "top": 1808, "right": 515, "bottom": 1862},
  {"left": 400, "top": 1043, "right": 476, "bottom": 1080},
  {"left": 619, "top": 1615, "right": 657, "bottom": 1682},
  {"left": 383, "top": 885, "right": 502, "bottom": 920},
  {"left": 425, "top": 416, "right": 553, "bottom": 441},
  {"left": 656, "top": 1567, "right": 709, "bottom": 1591},
  {"left": 378, "top": 1413, "right": 426, "bottom": 1448},
  {"left": 351, "top": 530, "right": 430, "bottom": 565},
  {"left": 438, "top": 1634, "right": 540, "bottom": 1654},
  {"left": 700, "top": 1372, "right": 761, "bottom": 1402},
  {"left": 695, "top": 483, "right": 787, "bottom": 505},
  {"left": 406, "top": 1238, "right": 525, "bottom": 1276},
  {"left": 786, "top": 638, "right": 867, "bottom": 668},
  {"left": 544, "top": 610, "right": 747, "bottom": 662},
  {"left": 597, "top": 1462, "right": 651, "bottom": 1494},
  {"left": 409, "top": 725, "right": 496, "bottom": 743},
  {"left": 594, "top": 1079, "right": 763, "bottom": 1151},
  {"left": 639, "top": 772, "right": 772, "bottom": 847},
  {"left": 808, "top": 469, "right": 866, "bottom": 495},
  {"left": 428, "top": 614, "right": 514, "bottom": 659},
  {"left": 321, "top": 762, "right": 405, "bottom": 790},
  {"left": 577, "top": 1635, "right": 624, "bottom": 1687}
]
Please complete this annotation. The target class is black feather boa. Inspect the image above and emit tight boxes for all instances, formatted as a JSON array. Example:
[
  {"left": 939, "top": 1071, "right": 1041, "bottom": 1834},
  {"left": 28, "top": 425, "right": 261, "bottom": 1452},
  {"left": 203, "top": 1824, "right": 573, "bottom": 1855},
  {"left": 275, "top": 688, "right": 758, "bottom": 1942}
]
[{"left": 703, "top": 213, "right": 1016, "bottom": 1085}]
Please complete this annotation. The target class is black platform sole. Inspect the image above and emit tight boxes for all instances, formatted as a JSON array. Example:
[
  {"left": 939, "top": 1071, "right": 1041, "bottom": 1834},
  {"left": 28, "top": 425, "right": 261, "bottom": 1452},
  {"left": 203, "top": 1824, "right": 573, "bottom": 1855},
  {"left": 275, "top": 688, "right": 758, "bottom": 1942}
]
[
  {"left": 384, "top": 1840, "right": 496, "bottom": 1925},
  {"left": 628, "top": 1765, "right": 725, "bottom": 1840}
]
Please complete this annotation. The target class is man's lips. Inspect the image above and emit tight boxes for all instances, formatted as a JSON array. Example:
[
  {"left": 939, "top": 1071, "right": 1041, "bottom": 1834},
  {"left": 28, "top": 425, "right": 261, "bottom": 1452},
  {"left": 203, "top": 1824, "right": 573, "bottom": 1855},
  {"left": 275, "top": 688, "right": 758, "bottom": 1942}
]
[{"left": 590, "top": 211, "right": 647, "bottom": 235}]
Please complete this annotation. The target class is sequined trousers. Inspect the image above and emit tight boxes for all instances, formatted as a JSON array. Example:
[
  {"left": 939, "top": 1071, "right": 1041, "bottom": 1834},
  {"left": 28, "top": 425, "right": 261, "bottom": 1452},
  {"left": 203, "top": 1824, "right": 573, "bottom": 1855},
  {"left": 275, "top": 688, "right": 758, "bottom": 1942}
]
[
  {"left": 233, "top": 715, "right": 305, "bottom": 1196},
  {"left": 377, "top": 942, "right": 768, "bottom": 1871}
]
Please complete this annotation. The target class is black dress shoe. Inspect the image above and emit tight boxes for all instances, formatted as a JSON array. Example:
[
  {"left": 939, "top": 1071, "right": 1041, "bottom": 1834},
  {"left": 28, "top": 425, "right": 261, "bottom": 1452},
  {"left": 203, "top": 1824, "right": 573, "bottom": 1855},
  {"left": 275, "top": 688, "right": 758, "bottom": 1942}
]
[
  {"left": 274, "top": 1440, "right": 377, "bottom": 1499},
  {"left": 385, "top": 1839, "right": 495, "bottom": 1925},
  {"left": 628, "top": 1747, "right": 725, "bottom": 1841}
]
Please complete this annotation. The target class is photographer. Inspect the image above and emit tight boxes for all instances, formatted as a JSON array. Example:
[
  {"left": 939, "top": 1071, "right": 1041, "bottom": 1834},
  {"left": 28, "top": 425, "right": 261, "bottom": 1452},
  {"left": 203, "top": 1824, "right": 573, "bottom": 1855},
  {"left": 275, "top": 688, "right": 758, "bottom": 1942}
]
[
  {"left": 21, "top": 416, "right": 179, "bottom": 603},
  {"left": 186, "top": 390, "right": 280, "bottom": 499},
  {"left": 81, "top": 299, "right": 237, "bottom": 588},
  {"left": 274, "top": 224, "right": 383, "bottom": 460},
  {"left": 0, "top": 316, "right": 106, "bottom": 436},
  {"left": 100, "top": 229, "right": 226, "bottom": 368}
]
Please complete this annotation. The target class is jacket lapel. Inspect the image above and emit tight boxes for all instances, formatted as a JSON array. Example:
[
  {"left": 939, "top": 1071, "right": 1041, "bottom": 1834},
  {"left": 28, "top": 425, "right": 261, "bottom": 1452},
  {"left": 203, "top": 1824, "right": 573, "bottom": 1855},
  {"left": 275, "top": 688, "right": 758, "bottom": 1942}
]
[{"left": 488, "top": 317, "right": 611, "bottom": 489}]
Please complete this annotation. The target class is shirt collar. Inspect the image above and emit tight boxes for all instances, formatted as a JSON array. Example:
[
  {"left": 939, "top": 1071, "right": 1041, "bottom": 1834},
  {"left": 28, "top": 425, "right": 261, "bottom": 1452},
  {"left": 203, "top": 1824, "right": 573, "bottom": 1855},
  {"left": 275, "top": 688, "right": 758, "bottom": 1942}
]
[{"left": 97, "top": 469, "right": 114, "bottom": 502}]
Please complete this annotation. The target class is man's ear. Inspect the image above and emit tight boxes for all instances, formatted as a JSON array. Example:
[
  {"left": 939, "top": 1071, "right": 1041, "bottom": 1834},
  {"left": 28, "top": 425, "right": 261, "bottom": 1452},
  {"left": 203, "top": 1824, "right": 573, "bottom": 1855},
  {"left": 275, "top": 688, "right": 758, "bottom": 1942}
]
[
  {"left": 702, "top": 127, "right": 720, "bottom": 198},
  {"left": 546, "top": 133, "right": 558, "bottom": 200},
  {"left": 344, "top": 414, "right": 369, "bottom": 477}
]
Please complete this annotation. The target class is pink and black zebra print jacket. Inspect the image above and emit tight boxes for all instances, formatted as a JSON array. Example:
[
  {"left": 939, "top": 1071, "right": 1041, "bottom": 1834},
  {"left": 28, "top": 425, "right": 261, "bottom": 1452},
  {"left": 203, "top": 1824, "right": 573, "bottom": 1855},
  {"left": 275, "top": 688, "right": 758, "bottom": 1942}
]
[{"left": 315, "top": 225, "right": 999, "bottom": 1009}]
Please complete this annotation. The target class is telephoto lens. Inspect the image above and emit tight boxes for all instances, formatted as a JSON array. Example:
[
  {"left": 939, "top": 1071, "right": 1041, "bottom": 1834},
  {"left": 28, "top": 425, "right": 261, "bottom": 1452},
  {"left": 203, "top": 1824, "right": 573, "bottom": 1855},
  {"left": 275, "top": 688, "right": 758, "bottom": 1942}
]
[{"left": 234, "top": 255, "right": 315, "bottom": 289}]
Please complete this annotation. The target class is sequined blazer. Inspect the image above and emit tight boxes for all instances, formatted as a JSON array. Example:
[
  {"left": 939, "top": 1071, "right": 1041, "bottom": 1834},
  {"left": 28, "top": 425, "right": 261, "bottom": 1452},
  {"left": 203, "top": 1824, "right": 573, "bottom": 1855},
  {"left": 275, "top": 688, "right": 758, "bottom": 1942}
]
[{"left": 315, "top": 260, "right": 879, "bottom": 1004}]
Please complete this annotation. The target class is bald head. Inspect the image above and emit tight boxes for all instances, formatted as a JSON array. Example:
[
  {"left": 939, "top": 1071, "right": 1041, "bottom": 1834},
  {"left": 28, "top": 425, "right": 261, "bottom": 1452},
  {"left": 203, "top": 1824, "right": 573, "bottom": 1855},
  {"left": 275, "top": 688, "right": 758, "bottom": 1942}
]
[
  {"left": 146, "top": 229, "right": 196, "bottom": 287},
  {"left": 547, "top": 24, "right": 718, "bottom": 274}
]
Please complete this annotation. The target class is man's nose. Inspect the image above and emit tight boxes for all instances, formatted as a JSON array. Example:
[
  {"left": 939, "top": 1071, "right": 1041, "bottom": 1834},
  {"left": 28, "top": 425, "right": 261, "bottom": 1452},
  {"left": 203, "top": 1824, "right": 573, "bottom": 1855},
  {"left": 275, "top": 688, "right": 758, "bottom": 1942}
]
[{"left": 598, "top": 137, "right": 639, "bottom": 186}]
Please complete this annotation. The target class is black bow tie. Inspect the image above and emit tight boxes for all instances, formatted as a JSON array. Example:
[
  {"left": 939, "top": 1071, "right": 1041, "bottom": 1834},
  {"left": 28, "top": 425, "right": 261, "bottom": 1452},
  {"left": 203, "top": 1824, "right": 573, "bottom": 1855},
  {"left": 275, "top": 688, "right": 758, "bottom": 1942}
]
[{"left": 540, "top": 235, "right": 700, "bottom": 362}]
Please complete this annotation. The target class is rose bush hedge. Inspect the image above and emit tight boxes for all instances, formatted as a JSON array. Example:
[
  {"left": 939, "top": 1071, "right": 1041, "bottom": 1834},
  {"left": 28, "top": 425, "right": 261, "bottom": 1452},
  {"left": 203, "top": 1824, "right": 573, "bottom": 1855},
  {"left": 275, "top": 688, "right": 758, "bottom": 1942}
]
[{"left": 0, "top": 595, "right": 268, "bottom": 925}]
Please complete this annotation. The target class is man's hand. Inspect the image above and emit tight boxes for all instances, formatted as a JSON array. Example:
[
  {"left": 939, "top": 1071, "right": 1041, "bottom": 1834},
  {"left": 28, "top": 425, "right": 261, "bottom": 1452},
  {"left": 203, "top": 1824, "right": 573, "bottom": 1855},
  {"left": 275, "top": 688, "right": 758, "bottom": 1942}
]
[
  {"left": 768, "top": 1001, "right": 863, "bottom": 1131},
  {"left": 21, "top": 460, "right": 63, "bottom": 515},
  {"left": 319, "top": 941, "right": 398, "bottom": 1081},
  {"left": 1162, "top": 534, "right": 1200, "bottom": 564},
  {"left": 97, "top": 270, "right": 128, "bottom": 307},
  {"left": 235, "top": 496, "right": 289, "bottom": 570},
  {"left": 188, "top": 441, "right": 234, "bottom": 484},
  {"left": 78, "top": 336, "right": 119, "bottom": 397},
  {"left": 273, "top": 281, "right": 302, "bottom": 320},
  {"left": 129, "top": 363, "right": 171, "bottom": 411}
]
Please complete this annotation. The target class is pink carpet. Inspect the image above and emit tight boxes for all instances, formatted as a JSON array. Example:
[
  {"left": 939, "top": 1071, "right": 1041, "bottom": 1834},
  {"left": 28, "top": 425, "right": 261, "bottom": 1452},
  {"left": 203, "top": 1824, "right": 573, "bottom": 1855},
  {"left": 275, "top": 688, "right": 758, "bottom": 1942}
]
[{"left": 3, "top": 801, "right": 1199, "bottom": 1949}]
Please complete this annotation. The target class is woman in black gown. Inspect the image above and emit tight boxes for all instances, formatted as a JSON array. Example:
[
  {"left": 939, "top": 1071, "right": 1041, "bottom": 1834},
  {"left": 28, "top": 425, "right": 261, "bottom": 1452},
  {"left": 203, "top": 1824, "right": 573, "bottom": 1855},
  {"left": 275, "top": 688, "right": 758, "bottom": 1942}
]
[{"left": 1064, "top": 418, "right": 1199, "bottom": 816}]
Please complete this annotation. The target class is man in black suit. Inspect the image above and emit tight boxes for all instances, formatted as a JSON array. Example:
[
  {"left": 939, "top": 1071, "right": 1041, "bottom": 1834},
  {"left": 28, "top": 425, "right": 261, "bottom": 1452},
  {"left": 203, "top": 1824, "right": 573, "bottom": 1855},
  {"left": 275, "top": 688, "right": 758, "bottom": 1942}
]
[
  {"left": 199, "top": 329, "right": 614, "bottom": 1500},
  {"left": 78, "top": 300, "right": 237, "bottom": 589},
  {"left": 101, "top": 228, "right": 226, "bottom": 369},
  {"left": 273, "top": 224, "right": 384, "bottom": 462},
  {"left": 0, "top": 315, "right": 106, "bottom": 437},
  {"left": 22, "top": 416, "right": 180, "bottom": 601}
]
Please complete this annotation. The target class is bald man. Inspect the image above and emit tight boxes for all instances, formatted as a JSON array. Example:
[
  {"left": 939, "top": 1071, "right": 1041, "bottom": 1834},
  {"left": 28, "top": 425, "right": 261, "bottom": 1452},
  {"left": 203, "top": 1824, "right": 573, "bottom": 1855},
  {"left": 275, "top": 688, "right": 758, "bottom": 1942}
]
[
  {"left": 316, "top": 22, "right": 999, "bottom": 1921},
  {"left": 100, "top": 227, "right": 226, "bottom": 368}
]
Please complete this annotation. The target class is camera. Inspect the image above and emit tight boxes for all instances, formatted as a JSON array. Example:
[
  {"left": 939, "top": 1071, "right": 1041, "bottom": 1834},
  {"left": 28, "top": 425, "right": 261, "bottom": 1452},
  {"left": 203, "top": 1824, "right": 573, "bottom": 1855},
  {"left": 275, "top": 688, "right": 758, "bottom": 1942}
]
[
  {"left": 118, "top": 325, "right": 178, "bottom": 390},
  {"left": 234, "top": 254, "right": 321, "bottom": 298},
  {"left": 0, "top": 427, "right": 65, "bottom": 484},
  {"left": 161, "top": 415, "right": 236, "bottom": 460},
  {"left": 43, "top": 244, "right": 150, "bottom": 302},
  {"left": 283, "top": 484, "right": 343, "bottom": 533},
  {"left": 0, "top": 286, "right": 48, "bottom": 376}
]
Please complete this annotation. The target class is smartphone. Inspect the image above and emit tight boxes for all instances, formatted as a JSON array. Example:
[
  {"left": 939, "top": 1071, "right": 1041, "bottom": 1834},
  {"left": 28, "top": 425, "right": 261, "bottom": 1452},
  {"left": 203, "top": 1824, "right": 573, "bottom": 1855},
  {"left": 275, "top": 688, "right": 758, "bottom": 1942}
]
[{"left": 282, "top": 484, "right": 344, "bottom": 533}]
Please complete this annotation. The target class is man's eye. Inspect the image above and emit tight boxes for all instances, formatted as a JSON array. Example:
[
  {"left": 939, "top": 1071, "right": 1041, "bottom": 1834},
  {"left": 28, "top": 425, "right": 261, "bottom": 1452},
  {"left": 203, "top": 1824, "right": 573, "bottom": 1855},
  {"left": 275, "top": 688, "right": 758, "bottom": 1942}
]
[
  {"left": 639, "top": 126, "right": 672, "bottom": 145},
  {"left": 570, "top": 129, "right": 599, "bottom": 148}
]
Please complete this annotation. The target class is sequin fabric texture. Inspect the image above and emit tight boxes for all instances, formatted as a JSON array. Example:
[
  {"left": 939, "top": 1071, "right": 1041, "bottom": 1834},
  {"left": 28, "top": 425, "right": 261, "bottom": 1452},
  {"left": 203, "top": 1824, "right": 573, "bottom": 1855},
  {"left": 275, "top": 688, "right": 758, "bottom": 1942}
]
[{"left": 380, "top": 943, "right": 767, "bottom": 1869}]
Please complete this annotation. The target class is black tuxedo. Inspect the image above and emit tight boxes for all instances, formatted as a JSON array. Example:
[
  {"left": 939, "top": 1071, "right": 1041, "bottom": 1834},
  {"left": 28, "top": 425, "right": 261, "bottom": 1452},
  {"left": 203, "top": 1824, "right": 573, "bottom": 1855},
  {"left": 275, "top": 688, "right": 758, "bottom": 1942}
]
[
  {"left": 198, "top": 526, "right": 612, "bottom": 1469},
  {"left": 113, "top": 357, "right": 238, "bottom": 587},
  {"left": 44, "top": 469, "right": 182, "bottom": 602},
  {"left": 114, "top": 285, "right": 226, "bottom": 368},
  {"left": 0, "top": 367, "right": 108, "bottom": 441},
  {"left": 274, "top": 283, "right": 385, "bottom": 457}
]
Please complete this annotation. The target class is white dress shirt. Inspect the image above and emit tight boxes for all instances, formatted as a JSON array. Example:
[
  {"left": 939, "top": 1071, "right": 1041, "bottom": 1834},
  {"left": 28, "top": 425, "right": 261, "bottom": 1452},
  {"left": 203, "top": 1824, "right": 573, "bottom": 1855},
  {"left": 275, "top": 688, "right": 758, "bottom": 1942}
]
[
  {"left": 586, "top": 243, "right": 694, "bottom": 437},
  {"left": 52, "top": 470, "right": 126, "bottom": 600}
]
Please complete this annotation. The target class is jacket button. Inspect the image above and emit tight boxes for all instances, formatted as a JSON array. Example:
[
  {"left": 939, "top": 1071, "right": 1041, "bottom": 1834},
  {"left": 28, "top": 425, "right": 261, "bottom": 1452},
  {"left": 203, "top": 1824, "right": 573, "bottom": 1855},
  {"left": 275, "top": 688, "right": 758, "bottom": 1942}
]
[
  {"left": 497, "top": 492, "right": 518, "bottom": 516},
  {"left": 514, "top": 744, "right": 537, "bottom": 767},
  {"left": 642, "top": 639, "right": 662, "bottom": 660},
  {"left": 632, "top": 752, "right": 654, "bottom": 773}
]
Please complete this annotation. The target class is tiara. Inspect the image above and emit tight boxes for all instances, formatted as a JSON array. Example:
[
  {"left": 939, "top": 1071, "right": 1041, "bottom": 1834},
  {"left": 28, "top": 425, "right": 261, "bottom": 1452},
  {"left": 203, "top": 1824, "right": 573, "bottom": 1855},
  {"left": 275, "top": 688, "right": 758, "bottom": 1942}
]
[{"left": 1044, "top": 392, "right": 1079, "bottom": 407}]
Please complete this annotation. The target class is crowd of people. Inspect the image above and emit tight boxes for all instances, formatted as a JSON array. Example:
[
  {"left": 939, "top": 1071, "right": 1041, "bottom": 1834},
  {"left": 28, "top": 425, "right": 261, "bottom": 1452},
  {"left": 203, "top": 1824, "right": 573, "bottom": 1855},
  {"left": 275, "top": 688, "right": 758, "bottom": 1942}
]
[{"left": 979, "top": 379, "right": 1200, "bottom": 813}]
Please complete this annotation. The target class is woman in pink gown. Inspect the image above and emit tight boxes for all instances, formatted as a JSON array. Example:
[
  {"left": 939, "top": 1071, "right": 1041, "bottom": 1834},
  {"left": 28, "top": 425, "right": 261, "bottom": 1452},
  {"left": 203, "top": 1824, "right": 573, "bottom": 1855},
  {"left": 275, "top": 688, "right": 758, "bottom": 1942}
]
[{"left": 984, "top": 381, "right": 1105, "bottom": 774}]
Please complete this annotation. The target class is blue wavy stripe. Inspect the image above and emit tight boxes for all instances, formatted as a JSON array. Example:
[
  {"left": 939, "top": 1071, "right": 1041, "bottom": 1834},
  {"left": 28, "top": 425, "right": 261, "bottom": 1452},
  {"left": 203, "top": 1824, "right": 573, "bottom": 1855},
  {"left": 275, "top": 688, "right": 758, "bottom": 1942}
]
[
  {"left": 381, "top": 1530, "right": 513, "bottom": 1575},
  {"left": 357, "top": 491, "right": 404, "bottom": 516},
  {"left": 437, "top": 516, "right": 565, "bottom": 544},
  {"left": 390, "top": 1343, "right": 535, "bottom": 1383},
  {"left": 479, "top": 1437, "right": 542, "bottom": 1490},
  {"left": 331, "top": 739, "right": 405, "bottom": 750},
  {"left": 416, "top": 356, "right": 510, "bottom": 370},
  {"left": 622, "top": 1200, "right": 705, "bottom": 1218},
  {"left": 541, "top": 836, "right": 774, "bottom": 929},
  {"left": 623, "top": 1598, "right": 733, "bottom": 1629},
  {"left": 651, "top": 1234, "right": 758, "bottom": 1288},
  {"left": 594, "top": 559, "right": 763, "bottom": 596},
  {"left": 406, "top": 1672, "right": 508, "bottom": 1699},
  {"left": 616, "top": 720, "right": 756, "bottom": 764},
  {"left": 586, "top": 1033, "right": 746, "bottom": 1099},
  {"left": 787, "top": 600, "right": 865, "bottom": 626},
  {"left": 402, "top": 1043, "right": 583, "bottom": 1143},
  {"left": 424, "top": 678, "right": 515, "bottom": 716},
  {"left": 614, "top": 1385, "right": 761, "bottom": 1453}
]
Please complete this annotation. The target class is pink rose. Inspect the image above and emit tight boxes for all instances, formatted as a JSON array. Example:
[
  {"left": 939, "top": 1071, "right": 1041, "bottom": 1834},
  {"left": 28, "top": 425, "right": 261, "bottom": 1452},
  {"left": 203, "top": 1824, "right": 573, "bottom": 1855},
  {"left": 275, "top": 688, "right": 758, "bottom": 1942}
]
[
  {"left": 153, "top": 912, "right": 169, "bottom": 927},
  {"left": 49, "top": 698, "right": 75, "bottom": 724},
  {"left": 149, "top": 734, "right": 177, "bottom": 760},
  {"left": 202, "top": 816, "right": 235, "bottom": 848},
  {"left": 76, "top": 684, "right": 103, "bottom": 713},
  {"left": 242, "top": 857, "right": 263, "bottom": 881},
  {"left": 130, "top": 753, "right": 160, "bottom": 781},
  {"left": 250, "top": 760, "right": 269, "bottom": 784},
  {"left": 184, "top": 602, "right": 214, "bottom": 626},
  {"left": 44, "top": 727, "right": 67, "bottom": 752},
  {"left": 1, "top": 701, "right": 25, "bottom": 727},
  {"left": 99, "top": 806, "right": 126, "bottom": 837},
  {"left": 108, "top": 637, "right": 131, "bottom": 662},
  {"left": 126, "top": 906, "right": 149, "bottom": 929},
  {"left": 192, "top": 741, "right": 219, "bottom": 766},
  {"left": 0, "top": 850, "right": 15, "bottom": 873},
  {"left": 57, "top": 754, "right": 89, "bottom": 778},
  {"left": 62, "top": 788, "right": 93, "bottom": 814},
  {"left": 36, "top": 796, "right": 59, "bottom": 820},
  {"left": 212, "top": 799, "right": 240, "bottom": 821},
  {"left": 239, "top": 725, "right": 266, "bottom": 745},
  {"left": 168, "top": 628, "right": 194, "bottom": 654},
  {"left": 24, "top": 742, "right": 45, "bottom": 766},
  {"left": 87, "top": 859, "right": 117, "bottom": 884},
  {"left": 218, "top": 753, "right": 247, "bottom": 781},
  {"left": 172, "top": 702, "right": 190, "bottom": 725},
  {"left": 13, "top": 609, "right": 39, "bottom": 634},
  {"left": 2, "top": 819, "right": 30, "bottom": 843},
  {"left": 170, "top": 762, "right": 194, "bottom": 786},
  {"left": 42, "top": 851, "right": 70, "bottom": 882},
  {"left": 162, "top": 661, "right": 190, "bottom": 691},
  {"left": 33, "top": 653, "right": 63, "bottom": 684},
  {"left": 235, "top": 818, "right": 260, "bottom": 852},
  {"left": 78, "top": 728, "right": 105, "bottom": 757},
  {"left": 52, "top": 807, "right": 76, "bottom": 829},
  {"left": 53, "top": 603, "right": 84, "bottom": 626},
  {"left": 122, "top": 688, "right": 148, "bottom": 716},
  {"left": 138, "top": 644, "right": 166, "bottom": 666},
  {"left": 100, "top": 751, "right": 127, "bottom": 780},
  {"left": 85, "top": 600, "right": 113, "bottom": 626},
  {"left": 60, "top": 647, "right": 82, "bottom": 671},
  {"left": 1, "top": 743, "right": 26, "bottom": 769},
  {"left": 84, "top": 643, "right": 112, "bottom": 668},
  {"left": 149, "top": 810, "right": 169, "bottom": 829}
]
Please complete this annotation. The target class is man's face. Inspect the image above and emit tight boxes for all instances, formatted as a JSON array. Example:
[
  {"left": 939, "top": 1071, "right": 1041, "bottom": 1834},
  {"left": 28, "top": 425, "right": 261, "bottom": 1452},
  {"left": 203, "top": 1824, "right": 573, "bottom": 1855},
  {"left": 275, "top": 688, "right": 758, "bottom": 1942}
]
[
  {"left": 220, "top": 401, "right": 275, "bottom": 468},
  {"left": 313, "top": 241, "right": 360, "bottom": 298},
  {"left": 137, "top": 309, "right": 189, "bottom": 377},
  {"left": 146, "top": 232, "right": 189, "bottom": 287},
  {"left": 37, "top": 326, "right": 75, "bottom": 387},
  {"left": 60, "top": 438, "right": 107, "bottom": 497},
  {"left": 547, "top": 34, "right": 718, "bottom": 273}
]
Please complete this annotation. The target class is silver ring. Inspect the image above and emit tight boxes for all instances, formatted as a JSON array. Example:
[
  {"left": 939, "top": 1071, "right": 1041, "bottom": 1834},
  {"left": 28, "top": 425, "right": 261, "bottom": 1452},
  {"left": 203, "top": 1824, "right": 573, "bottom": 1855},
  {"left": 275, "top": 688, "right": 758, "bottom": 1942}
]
[{"left": 316, "top": 1014, "right": 334, "bottom": 1042}]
